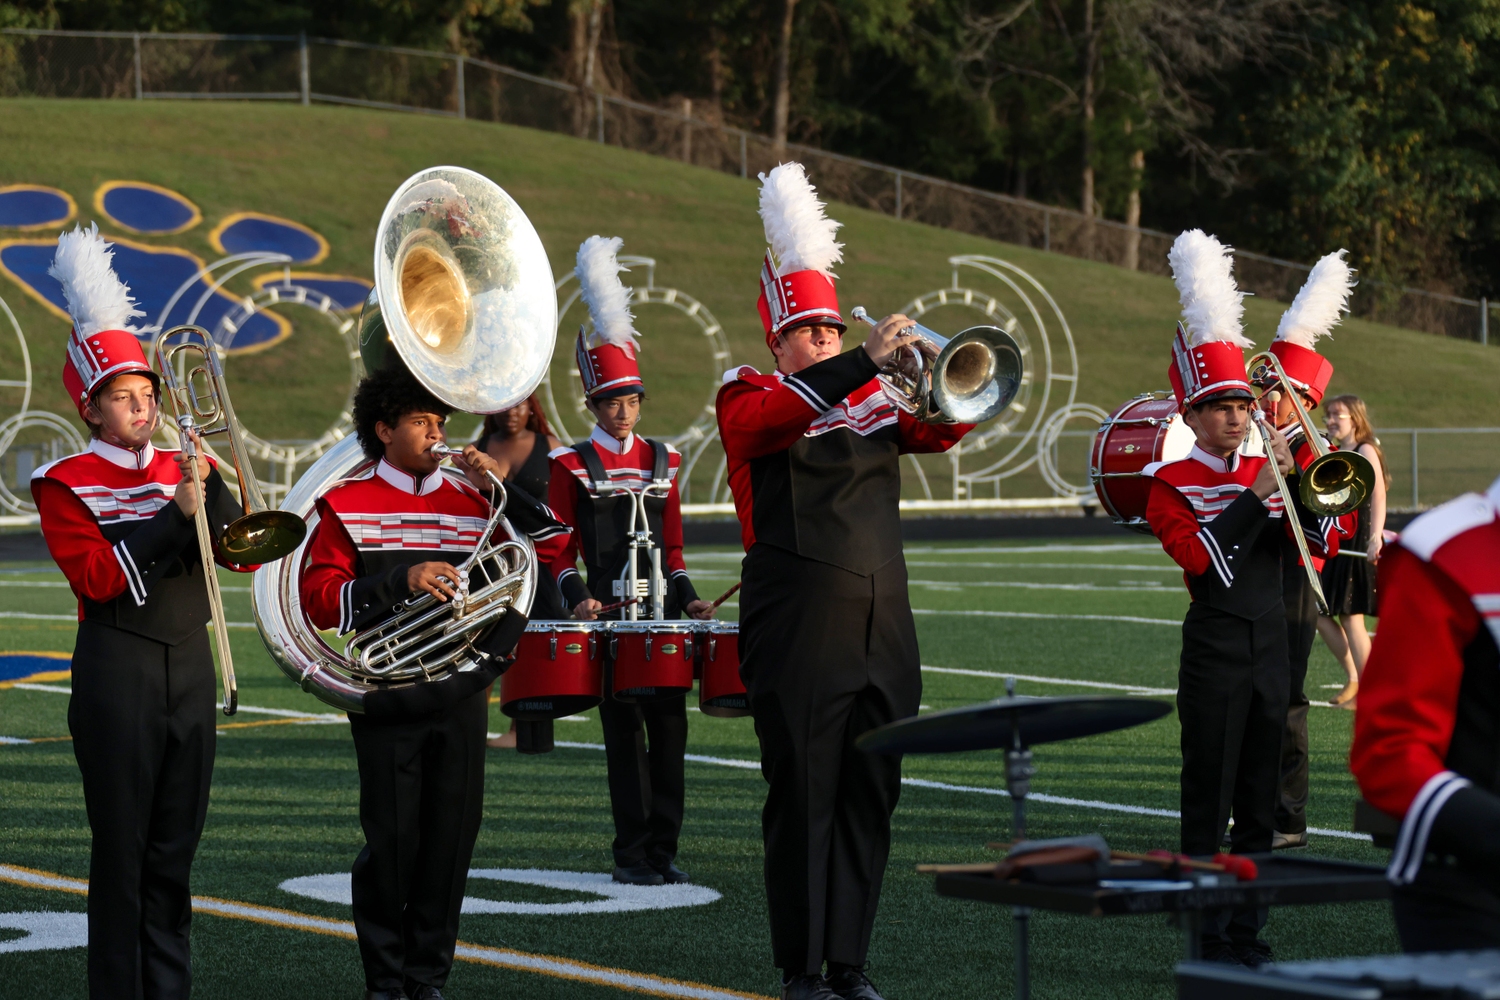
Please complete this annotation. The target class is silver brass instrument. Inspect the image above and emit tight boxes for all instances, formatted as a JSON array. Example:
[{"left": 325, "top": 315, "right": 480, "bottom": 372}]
[
  {"left": 850, "top": 306, "right": 1023, "bottom": 424},
  {"left": 251, "top": 166, "right": 556, "bottom": 713},
  {"left": 1251, "top": 407, "right": 1331, "bottom": 616},
  {"left": 1249, "top": 351, "right": 1375, "bottom": 518},
  {"left": 155, "top": 324, "right": 310, "bottom": 715},
  {"left": 604, "top": 478, "right": 673, "bottom": 622}
]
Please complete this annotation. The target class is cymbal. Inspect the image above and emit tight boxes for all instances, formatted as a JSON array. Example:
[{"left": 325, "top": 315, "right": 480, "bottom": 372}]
[{"left": 856, "top": 695, "right": 1172, "bottom": 755}]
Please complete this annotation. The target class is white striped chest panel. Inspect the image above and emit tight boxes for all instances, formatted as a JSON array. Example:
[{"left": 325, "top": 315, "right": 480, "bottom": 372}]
[
  {"left": 70, "top": 480, "right": 180, "bottom": 525},
  {"left": 337, "top": 512, "right": 490, "bottom": 552}
]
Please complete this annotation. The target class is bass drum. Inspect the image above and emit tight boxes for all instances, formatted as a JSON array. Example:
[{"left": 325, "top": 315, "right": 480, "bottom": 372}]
[{"left": 1089, "top": 392, "right": 1195, "bottom": 532}]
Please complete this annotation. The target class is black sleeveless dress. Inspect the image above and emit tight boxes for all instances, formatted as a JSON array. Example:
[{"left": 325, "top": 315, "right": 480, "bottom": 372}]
[
  {"left": 1322, "top": 494, "right": 1377, "bottom": 615},
  {"left": 480, "top": 432, "right": 564, "bottom": 618}
]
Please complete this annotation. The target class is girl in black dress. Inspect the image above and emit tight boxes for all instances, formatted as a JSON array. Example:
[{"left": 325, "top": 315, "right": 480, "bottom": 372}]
[
  {"left": 476, "top": 393, "right": 564, "bottom": 748},
  {"left": 1317, "top": 394, "right": 1389, "bottom": 709}
]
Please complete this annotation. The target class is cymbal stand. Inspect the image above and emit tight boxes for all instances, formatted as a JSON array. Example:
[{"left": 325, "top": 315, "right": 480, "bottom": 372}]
[{"left": 1003, "top": 676, "right": 1038, "bottom": 1000}]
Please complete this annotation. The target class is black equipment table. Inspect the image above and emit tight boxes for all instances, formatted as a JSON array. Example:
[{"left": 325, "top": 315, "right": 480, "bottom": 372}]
[{"left": 1177, "top": 948, "right": 1500, "bottom": 999}]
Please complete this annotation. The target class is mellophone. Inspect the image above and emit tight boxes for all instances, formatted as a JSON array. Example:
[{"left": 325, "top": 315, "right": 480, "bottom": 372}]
[{"left": 500, "top": 619, "right": 747, "bottom": 721}]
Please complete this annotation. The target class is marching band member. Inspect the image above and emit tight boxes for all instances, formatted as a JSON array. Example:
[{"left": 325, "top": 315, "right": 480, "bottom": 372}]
[
  {"left": 31, "top": 225, "right": 249, "bottom": 1000},
  {"left": 1143, "top": 230, "right": 1325, "bottom": 967},
  {"left": 300, "top": 364, "right": 565, "bottom": 1000},
  {"left": 717, "top": 163, "right": 973, "bottom": 1000},
  {"left": 547, "top": 236, "right": 714, "bottom": 887},
  {"left": 1350, "top": 475, "right": 1500, "bottom": 951},
  {"left": 1254, "top": 251, "right": 1358, "bottom": 850}
]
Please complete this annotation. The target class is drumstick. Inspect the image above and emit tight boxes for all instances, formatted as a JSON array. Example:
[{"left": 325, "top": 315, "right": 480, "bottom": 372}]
[
  {"left": 985, "top": 842, "right": 1257, "bottom": 879},
  {"left": 709, "top": 582, "right": 741, "bottom": 609},
  {"left": 592, "top": 597, "right": 641, "bottom": 616}
]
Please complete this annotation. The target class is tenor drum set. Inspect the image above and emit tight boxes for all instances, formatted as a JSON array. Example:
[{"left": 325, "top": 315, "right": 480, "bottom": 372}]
[{"left": 500, "top": 619, "right": 748, "bottom": 721}]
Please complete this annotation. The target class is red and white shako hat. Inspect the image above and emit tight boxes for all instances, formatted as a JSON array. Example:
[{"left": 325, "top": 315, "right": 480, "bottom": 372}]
[
  {"left": 1254, "top": 250, "right": 1355, "bottom": 407},
  {"left": 50, "top": 223, "right": 154, "bottom": 417},
  {"left": 574, "top": 235, "right": 644, "bottom": 400},
  {"left": 1166, "top": 229, "right": 1254, "bottom": 411},
  {"left": 755, "top": 162, "right": 845, "bottom": 346}
]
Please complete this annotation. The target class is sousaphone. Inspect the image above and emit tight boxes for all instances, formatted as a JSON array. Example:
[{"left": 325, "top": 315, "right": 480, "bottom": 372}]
[{"left": 251, "top": 166, "right": 557, "bottom": 712}]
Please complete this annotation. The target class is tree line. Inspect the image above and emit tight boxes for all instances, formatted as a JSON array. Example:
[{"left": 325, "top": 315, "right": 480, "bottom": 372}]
[{"left": 5, "top": 0, "right": 1497, "bottom": 298}]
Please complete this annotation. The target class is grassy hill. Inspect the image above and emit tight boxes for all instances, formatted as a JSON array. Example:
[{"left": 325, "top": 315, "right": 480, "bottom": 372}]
[{"left": 1, "top": 99, "right": 1496, "bottom": 502}]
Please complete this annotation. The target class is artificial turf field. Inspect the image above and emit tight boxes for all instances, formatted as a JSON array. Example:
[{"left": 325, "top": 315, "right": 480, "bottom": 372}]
[{"left": 0, "top": 537, "right": 1396, "bottom": 1000}]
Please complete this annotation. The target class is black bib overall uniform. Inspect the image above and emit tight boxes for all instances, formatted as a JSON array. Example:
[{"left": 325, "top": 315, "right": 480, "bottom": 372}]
[
  {"left": 300, "top": 458, "right": 561, "bottom": 994},
  {"left": 717, "top": 349, "right": 970, "bottom": 976},
  {"left": 1144, "top": 443, "right": 1327, "bottom": 957},
  {"left": 32, "top": 439, "right": 246, "bottom": 1000},
  {"left": 547, "top": 428, "right": 700, "bottom": 871}
]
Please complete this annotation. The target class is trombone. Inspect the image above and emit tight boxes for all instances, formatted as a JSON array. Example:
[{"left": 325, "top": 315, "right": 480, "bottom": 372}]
[
  {"left": 155, "top": 324, "right": 309, "bottom": 714},
  {"left": 1249, "top": 351, "right": 1375, "bottom": 518},
  {"left": 1250, "top": 407, "right": 1331, "bottom": 616}
]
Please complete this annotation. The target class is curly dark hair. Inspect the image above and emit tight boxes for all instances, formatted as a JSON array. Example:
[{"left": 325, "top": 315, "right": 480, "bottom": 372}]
[{"left": 351, "top": 366, "right": 453, "bottom": 460}]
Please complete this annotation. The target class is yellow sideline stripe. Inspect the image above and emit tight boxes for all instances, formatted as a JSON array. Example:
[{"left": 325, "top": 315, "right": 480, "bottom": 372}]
[{"left": 0, "top": 863, "right": 769, "bottom": 1000}]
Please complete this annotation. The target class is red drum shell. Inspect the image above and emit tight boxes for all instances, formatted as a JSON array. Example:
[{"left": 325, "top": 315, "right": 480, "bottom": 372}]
[
  {"left": 697, "top": 623, "right": 747, "bottom": 718},
  {"left": 610, "top": 622, "right": 696, "bottom": 702},
  {"left": 500, "top": 624, "right": 605, "bottom": 720},
  {"left": 1090, "top": 394, "right": 1192, "bottom": 531}
]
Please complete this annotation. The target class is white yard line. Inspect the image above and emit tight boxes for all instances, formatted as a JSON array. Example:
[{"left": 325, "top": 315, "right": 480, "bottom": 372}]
[
  {"left": 0, "top": 612, "right": 260, "bottom": 627},
  {"left": 904, "top": 543, "right": 1165, "bottom": 555},
  {"left": 7, "top": 683, "right": 341, "bottom": 721},
  {"left": 905, "top": 561, "right": 1179, "bottom": 572},
  {"left": 920, "top": 665, "right": 1176, "bottom": 696},
  {"left": 556, "top": 742, "right": 1368, "bottom": 841},
  {"left": 910, "top": 579, "right": 1173, "bottom": 593},
  {"left": 912, "top": 608, "right": 1181, "bottom": 626}
]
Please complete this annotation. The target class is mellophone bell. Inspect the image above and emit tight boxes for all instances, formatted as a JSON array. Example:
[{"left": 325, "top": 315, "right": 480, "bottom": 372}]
[{"left": 536, "top": 234, "right": 727, "bottom": 888}]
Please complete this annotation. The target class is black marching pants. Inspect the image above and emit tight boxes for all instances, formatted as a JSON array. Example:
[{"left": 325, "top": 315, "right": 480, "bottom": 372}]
[
  {"left": 69, "top": 621, "right": 216, "bottom": 1000},
  {"left": 598, "top": 693, "right": 687, "bottom": 867},
  {"left": 1178, "top": 603, "right": 1290, "bottom": 949},
  {"left": 1277, "top": 564, "right": 1319, "bottom": 835},
  {"left": 739, "top": 545, "right": 921, "bottom": 976},
  {"left": 347, "top": 689, "right": 487, "bottom": 993},
  {"left": 1393, "top": 869, "right": 1500, "bottom": 952}
]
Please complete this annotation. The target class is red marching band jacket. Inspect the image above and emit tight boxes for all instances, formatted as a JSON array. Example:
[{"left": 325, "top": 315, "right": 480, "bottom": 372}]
[
  {"left": 1144, "top": 441, "right": 1333, "bottom": 618},
  {"left": 546, "top": 426, "right": 691, "bottom": 608},
  {"left": 1351, "top": 477, "right": 1500, "bottom": 886},
  {"left": 301, "top": 458, "right": 571, "bottom": 635},
  {"left": 32, "top": 438, "right": 251, "bottom": 644},
  {"left": 717, "top": 348, "right": 969, "bottom": 574}
]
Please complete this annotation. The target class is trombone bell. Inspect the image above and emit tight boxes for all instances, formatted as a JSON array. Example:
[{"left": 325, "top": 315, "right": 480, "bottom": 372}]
[
  {"left": 1301, "top": 450, "right": 1375, "bottom": 518},
  {"left": 220, "top": 510, "right": 310, "bottom": 564}
]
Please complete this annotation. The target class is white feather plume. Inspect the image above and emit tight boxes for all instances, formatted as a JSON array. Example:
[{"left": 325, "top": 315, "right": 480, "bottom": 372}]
[
  {"left": 1168, "top": 229, "right": 1251, "bottom": 348},
  {"left": 47, "top": 223, "right": 145, "bottom": 336},
  {"left": 757, "top": 162, "right": 843, "bottom": 277},
  {"left": 1275, "top": 250, "right": 1355, "bottom": 348},
  {"left": 576, "top": 235, "right": 640, "bottom": 354}
]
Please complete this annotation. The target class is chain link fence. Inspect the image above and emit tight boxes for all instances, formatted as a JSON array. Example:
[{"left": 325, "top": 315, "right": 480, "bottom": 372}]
[{"left": 2, "top": 27, "right": 1496, "bottom": 346}]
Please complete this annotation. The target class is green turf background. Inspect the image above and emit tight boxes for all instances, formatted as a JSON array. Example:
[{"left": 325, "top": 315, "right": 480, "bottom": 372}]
[
  {"left": 0, "top": 543, "right": 1397, "bottom": 999},
  {"left": 1, "top": 99, "right": 1497, "bottom": 505}
]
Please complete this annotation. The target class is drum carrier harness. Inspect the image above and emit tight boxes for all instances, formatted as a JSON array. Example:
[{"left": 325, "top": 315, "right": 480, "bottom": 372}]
[{"left": 571, "top": 437, "right": 677, "bottom": 622}]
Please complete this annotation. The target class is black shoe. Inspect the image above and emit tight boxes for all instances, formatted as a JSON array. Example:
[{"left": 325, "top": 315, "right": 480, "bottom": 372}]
[
  {"left": 365, "top": 991, "right": 407, "bottom": 1000},
  {"left": 1272, "top": 830, "right": 1308, "bottom": 850},
  {"left": 1234, "top": 944, "right": 1273, "bottom": 969},
  {"left": 649, "top": 859, "right": 692, "bottom": 884},
  {"left": 1200, "top": 946, "right": 1246, "bottom": 967},
  {"left": 825, "top": 966, "right": 886, "bottom": 1000},
  {"left": 781, "top": 974, "right": 839, "bottom": 1000},
  {"left": 407, "top": 989, "right": 444, "bottom": 1000},
  {"left": 613, "top": 862, "right": 665, "bottom": 886}
]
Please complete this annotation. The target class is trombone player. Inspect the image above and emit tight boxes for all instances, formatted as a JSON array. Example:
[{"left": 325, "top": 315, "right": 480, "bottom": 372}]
[
  {"left": 31, "top": 225, "right": 252, "bottom": 1000},
  {"left": 1253, "top": 251, "right": 1360, "bottom": 851},
  {"left": 1141, "top": 230, "right": 1331, "bottom": 966}
]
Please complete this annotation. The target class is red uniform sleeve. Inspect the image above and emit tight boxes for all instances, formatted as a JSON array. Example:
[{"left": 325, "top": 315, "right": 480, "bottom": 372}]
[
  {"left": 717, "top": 350, "right": 880, "bottom": 462},
  {"left": 663, "top": 478, "right": 686, "bottom": 575},
  {"left": 546, "top": 456, "right": 584, "bottom": 587},
  {"left": 299, "top": 498, "right": 361, "bottom": 632},
  {"left": 32, "top": 477, "right": 130, "bottom": 606},
  {"left": 1350, "top": 544, "right": 1479, "bottom": 818},
  {"left": 1145, "top": 478, "right": 1211, "bottom": 578},
  {"left": 896, "top": 411, "right": 973, "bottom": 454}
]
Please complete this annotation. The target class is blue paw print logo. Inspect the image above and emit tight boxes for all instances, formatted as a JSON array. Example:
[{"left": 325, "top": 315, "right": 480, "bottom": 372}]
[{"left": 0, "top": 182, "right": 371, "bottom": 353}]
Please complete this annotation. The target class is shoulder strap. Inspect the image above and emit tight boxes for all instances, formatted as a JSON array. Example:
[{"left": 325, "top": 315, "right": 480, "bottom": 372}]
[
  {"left": 572, "top": 440, "right": 610, "bottom": 493},
  {"left": 644, "top": 438, "right": 670, "bottom": 484}
]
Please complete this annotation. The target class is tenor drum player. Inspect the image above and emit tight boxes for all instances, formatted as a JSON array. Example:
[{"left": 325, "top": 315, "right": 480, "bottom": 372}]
[
  {"left": 1143, "top": 230, "right": 1327, "bottom": 966},
  {"left": 1254, "top": 251, "right": 1358, "bottom": 851},
  {"left": 32, "top": 226, "right": 250, "bottom": 999},
  {"left": 718, "top": 164, "right": 974, "bottom": 1000},
  {"left": 300, "top": 363, "right": 566, "bottom": 1000},
  {"left": 1351, "top": 474, "right": 1500, "bottom": 950},
  {"left": 547, "top": 236, "right": 714, "bottom": 887}
]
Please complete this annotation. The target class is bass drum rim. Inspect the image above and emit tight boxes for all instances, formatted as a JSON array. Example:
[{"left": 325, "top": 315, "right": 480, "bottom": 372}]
[{"left": 1089, "top": 392, "right": 1193, "bottom": 533}]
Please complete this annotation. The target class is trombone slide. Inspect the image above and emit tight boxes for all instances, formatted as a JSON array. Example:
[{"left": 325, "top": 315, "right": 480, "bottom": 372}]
[
  {"left": 181, "top": 429, "right": 238, "bottom": 716},
  {"left": 1253, "top": 411, "right": 1330, "bottom": 617}
]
